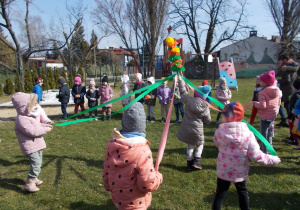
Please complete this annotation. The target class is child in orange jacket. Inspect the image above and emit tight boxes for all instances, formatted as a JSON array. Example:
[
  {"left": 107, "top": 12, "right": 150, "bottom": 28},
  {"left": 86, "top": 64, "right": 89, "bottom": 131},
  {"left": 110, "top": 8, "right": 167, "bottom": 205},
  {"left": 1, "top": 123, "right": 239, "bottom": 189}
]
[{"left": 103, "top": 102, "right": 163, "bottom": 209}]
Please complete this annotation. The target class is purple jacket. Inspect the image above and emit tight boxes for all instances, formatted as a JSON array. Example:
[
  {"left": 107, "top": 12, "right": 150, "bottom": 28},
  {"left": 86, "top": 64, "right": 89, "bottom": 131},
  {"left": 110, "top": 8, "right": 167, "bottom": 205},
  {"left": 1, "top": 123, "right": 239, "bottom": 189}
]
[
  {"left": 12, "top": 92, "right": 49, "bottom": 155},
  {"left": 157, "top": 85, "right": 172, "bottom": 105},
  {"left": 213, "top": 122, "right": 280, "bottom": 182},
  {"left": 98, "top": 84, "right": 113, "bottom": 108}
]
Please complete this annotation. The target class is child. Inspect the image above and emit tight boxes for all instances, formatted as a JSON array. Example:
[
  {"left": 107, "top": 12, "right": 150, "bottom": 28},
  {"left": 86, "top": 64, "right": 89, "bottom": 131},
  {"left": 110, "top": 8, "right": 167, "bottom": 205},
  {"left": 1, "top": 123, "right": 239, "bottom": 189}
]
[
  {"left": 200, "top": 80, "right": 211, "bottom": 103},
  {"left": 172, "top": 79, "right": 184, "bottom": 123},
  {"left": 286, "top": 79, "right": 300, "bottom": 145},
  {"left": 144, "top": 76, "right": 157, "bottom": 122},
  {"left": 56, "top": 77, "right": 70, "bottom": 121},
  {"left": 133, "top": 73, "right": 145, "bottom": 104},
  {"left": 120, "top": 74, "right": 131, "bottom": 107},
  {"left": 71, "top": 75, "right": 86, "bottom": 120},
  {"left": 215, "top": 77, "right": 232, "bottom": 124},
  {"left": 12, "top": 92, "right": 53, "bottom": 192},
  {"left": 98, "top": 75, "right": 113, "bottom": 121},
  {"left": 249, "top": 75, "right": 263, "bottom": 125},
  {"left": 103, "top": 102, "right": 163, "bottom": 209},
  {"left": 177, "top": 76, "right": 211, "bottom": 170},
  {"left": 254, "top": 70, "right": 281, "bottom": 154},
  {"left": 292, "top": 98, "right": 300, "bottom": 150},
  {"left": 86, "top": 79, "right": 99, "bottom": 120},
  {"left": 157, "top": 80, "right": 172, "bottom": 122},
  {"left": 32, "top": 78, "right": 43, "bottom": 103},
  {"left": 212, "top": 101, "right": 281, "bottom": 210}
]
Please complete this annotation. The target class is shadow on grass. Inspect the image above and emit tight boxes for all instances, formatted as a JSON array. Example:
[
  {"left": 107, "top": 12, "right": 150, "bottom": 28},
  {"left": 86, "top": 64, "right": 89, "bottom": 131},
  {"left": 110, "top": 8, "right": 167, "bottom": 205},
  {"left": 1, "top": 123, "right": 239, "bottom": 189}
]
[
  {"left": 0, "top": 178, "right": 26, "bottom": 194},
  {"left": 0, "top": 157, "right": 28, "bottom": 166},
  {"left": 70, "top": 200, "right": 114, "bottom": 210},
  {"left": 204, "top": 191, "right": 299, "bottom": 210}
]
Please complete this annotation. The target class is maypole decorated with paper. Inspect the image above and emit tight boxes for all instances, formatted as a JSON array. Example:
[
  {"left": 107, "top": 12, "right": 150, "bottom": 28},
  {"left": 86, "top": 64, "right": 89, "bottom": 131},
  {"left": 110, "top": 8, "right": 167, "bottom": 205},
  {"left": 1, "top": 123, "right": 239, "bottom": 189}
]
[{"left": 165, "top": 37, "right": 185, "bottom": 73}]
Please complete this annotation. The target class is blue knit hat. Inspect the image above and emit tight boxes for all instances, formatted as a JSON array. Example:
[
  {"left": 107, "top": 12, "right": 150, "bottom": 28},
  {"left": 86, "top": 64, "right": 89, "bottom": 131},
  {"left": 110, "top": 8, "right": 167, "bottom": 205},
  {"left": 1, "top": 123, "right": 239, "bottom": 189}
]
[{"left": 195, "top": 85, "right": 211, "bottom": 99}]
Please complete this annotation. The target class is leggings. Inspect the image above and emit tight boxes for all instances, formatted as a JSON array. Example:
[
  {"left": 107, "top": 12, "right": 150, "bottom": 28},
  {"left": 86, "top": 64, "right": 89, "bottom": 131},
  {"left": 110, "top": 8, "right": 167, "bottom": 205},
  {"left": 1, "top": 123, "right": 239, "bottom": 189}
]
[{"left": 212, "top": 178, "right": 249, "bottom": 210}]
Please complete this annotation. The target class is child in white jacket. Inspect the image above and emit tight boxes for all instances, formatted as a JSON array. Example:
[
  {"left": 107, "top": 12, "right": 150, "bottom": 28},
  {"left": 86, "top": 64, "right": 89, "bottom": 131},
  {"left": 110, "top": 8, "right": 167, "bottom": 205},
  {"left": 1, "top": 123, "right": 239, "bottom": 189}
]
[{"left": 212, "top": 101, "right": 281, "bottom": 210}]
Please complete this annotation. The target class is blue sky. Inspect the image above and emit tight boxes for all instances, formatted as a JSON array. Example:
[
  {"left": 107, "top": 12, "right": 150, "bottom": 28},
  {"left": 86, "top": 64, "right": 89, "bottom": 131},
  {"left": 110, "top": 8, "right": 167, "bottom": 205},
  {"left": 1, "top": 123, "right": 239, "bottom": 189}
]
[{"left": 6, "top": 0, "right": 279, "bottom": 53}]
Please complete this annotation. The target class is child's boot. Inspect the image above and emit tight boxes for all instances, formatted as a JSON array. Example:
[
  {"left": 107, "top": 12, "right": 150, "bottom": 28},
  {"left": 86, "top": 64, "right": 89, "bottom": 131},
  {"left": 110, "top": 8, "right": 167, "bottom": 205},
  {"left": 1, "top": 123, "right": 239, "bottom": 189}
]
[
  {"left": 192, "top": 157, "right": 202, "bottom": 170},
  {"left": 151, "top": 117, "right": 155, "bottom": 123},
  {"left": 161, "top": 117, "right": 165, "bottom": 122},
  {"left": 24, "top": 178, "right": 40, "bottom": 192},
  {"left": 102, "top": 116, "right": 106, "bottom": 121},
  {"left": 108, "top": 115, "right": 111, "bottom": 121},
  {"left": 34, "top": 177, "right": 43, "bottom": 185},
  {"left": 187, "top": 160, "right": 194, "bottom": 171},
  {"left": 146, "top": 116, "right": 150, "bottom": 122}
]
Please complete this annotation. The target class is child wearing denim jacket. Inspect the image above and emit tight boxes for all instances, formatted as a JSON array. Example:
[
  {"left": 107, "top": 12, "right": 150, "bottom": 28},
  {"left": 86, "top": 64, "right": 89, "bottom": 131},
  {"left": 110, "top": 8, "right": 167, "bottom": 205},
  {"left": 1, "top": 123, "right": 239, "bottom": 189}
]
[{"left": 212, "top": 102, "right": 281, "bottom": 210}]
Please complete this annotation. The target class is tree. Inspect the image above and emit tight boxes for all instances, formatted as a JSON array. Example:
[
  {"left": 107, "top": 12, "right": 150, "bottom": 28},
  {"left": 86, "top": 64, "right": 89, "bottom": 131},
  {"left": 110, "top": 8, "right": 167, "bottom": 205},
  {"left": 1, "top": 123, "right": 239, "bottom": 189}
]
[
  {"left": 4, "top": 77, "right": 14, "bottom": 94},
  {"left": 40, "top": 67, "right": 47, "bottom": 90},
  {"left": 93, "top": 0, "right": 169, "bottom": 77},
  {"left": 0, "top": 0, "right": 83, "bottom": 89},
  {"left": 47, "top": 68, "right": 55, "bottom": 89},
  {"left": 266, "top": 0, "right": 300, "bottom": 57},
  {"left": 14, "top": 71, "right": 24, "bottom": 92},
  {"left": 54, "top": 68, "right": 60, "bottom": 88},
  {"left": 78, "top": 66, "right": 85, "bottom": 84},
  {"left": 0, "top": 82, "right": 3, "bottom": 96},
  {"left": 61, "top": 69, "right": 68, "bottom": 87},
  {"left": 0, "top": 30, "right": 15, "bottom": 70},
  {"left": 170, "top": 0, "right": 248, "bottom": 60},
  {"left": 31, "top": 66, "right": 39, "bottom": 85},
  {"left": 24, "top": 67, "right": 33, "bottom": 92}
]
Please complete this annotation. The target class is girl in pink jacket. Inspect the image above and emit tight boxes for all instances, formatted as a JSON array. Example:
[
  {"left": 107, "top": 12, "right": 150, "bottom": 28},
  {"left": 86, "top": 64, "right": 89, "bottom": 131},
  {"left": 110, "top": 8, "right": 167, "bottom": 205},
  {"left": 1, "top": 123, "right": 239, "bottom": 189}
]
[
  {"left": 98, "top": 75, "right": 113, "bottom": 121},
  {"left": 254, "top": 70, "right": 281, "bottom": 154},
  {"left": 212, "top": 102, "right": 281, "bottom": 210},
  {"left": 103, "top": 102, "right": 162, "bottom": 209},
  {"left": 12, "top": 92, "right": 53, "bottom": 193}
]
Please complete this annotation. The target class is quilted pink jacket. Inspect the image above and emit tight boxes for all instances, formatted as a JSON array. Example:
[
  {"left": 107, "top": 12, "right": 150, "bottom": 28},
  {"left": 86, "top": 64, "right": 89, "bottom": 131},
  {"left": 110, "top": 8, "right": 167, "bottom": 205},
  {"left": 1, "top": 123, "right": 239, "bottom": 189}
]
[
  {"left": 98, "top": 84, "right": 113, "bottom": 108},
  {"left": 215, "top": 86, "right": 232, "bottom": 105},
  {"left": 213, "top": 122, "right": 280, "bottom": 182},
  {"left": 12, "top": 92, "right": 50, "bottom": 155},
  {"left": 103, "top": 129, "right": 162, "bottom": 210},
  {"left": 254, "top": 86, "right": 281, "bottom": 120}
]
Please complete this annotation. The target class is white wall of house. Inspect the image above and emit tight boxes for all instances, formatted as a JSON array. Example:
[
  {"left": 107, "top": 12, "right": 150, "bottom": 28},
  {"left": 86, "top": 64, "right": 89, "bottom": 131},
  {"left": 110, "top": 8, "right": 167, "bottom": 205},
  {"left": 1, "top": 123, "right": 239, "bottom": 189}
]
[{"left": 220, "top": 36, "right": 280, "bottom": 71}]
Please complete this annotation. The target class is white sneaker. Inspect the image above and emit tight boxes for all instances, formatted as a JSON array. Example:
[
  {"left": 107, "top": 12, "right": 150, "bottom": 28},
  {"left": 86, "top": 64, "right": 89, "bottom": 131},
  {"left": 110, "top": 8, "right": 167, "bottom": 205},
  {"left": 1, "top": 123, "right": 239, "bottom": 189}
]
[{"left": 24, "top": 178, "right": 40, "bottom": 192}]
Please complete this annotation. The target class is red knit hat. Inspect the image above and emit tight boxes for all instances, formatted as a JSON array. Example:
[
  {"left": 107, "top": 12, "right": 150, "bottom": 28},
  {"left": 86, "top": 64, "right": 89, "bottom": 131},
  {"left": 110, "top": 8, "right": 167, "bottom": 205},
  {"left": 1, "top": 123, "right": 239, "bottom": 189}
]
[
  {"left": 202, "top": 80, "right": 209, "bottom": 86},
  {"left": 36, "top": 78, "right": 43, "bottom": 84},
  {"left": 221, "top": 102, "right": 244, "bottom": 122},
  {"left": 260, "top": 70, "right": 275, "bottom": 86}
]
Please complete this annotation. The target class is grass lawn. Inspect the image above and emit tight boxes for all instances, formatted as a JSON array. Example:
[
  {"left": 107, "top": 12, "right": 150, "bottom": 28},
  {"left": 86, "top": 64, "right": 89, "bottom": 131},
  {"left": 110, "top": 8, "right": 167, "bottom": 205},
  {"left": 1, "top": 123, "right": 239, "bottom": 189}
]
[{"left": 0, "top": 77, "right": 299, "bottom": 210}]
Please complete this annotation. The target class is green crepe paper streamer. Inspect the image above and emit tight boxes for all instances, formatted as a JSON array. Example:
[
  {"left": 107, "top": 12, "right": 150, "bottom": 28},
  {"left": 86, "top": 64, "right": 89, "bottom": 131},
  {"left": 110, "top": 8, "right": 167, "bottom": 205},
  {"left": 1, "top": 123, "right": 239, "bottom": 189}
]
[
  {"left": 171, "top": 66, "right": 185, "bottom": 72},
  {"left": 169, "top": 55, "right": 181, "bottom": 62},
  {"left": 180, "top": 75, "right": 277, "bottom": 156},
  {"left": 56, "top": 75, "right": 175, "bottom": 127}
]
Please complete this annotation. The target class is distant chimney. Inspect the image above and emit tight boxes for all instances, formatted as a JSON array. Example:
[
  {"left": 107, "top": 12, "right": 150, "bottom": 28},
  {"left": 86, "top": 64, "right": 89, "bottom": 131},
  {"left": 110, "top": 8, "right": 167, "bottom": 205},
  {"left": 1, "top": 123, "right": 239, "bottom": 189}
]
[
  {"left": 271, "top": 35, "right": 280, "bottom": 43},
  {"left": 250, "top": 30, "right": 257, "bottom": 37}
]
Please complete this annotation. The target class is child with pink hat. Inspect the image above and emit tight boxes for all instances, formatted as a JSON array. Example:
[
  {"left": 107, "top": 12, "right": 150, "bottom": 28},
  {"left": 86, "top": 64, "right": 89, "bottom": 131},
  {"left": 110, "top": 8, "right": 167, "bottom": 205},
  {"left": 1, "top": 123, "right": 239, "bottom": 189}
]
[
  {"left": 71, "top": 75, "right": 86, "bottom": 120},
  {"left": 254, "top": 70, "right": 281, "bottom": 154}
]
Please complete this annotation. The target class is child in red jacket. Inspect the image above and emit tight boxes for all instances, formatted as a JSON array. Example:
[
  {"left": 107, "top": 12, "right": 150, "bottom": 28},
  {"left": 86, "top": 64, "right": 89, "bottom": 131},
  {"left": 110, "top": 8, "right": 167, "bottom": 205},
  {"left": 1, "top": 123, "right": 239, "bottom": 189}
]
[{"left": 103, "top": 102, "right": 162, "bottom": 209}]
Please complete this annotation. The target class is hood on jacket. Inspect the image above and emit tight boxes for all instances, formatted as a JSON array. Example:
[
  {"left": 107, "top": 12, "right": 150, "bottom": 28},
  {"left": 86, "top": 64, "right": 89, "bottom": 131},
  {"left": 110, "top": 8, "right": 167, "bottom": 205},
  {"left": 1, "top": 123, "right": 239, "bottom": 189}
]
[
  {"left": 261, "top": 86, "right": 281, "bottom": 99},
  {"left": 12, "top": 92, "right": 37, "bottom": 116},
  {"left": 218, "top": 122, "right": 249, "bottom": 146}
]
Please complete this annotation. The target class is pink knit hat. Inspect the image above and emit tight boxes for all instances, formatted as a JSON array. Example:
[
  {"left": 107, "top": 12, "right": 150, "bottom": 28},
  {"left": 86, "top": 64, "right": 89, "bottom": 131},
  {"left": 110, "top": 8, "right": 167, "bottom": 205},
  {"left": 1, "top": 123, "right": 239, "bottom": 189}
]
[
  {"left": 260, "top": 70, "right": 275, "bottom": 86},
  {"left": 74, "top": 76, "right": 82, "bottom": 84},
  {"left": 89, "top": 79, "right": 95, "bottom": 86}
]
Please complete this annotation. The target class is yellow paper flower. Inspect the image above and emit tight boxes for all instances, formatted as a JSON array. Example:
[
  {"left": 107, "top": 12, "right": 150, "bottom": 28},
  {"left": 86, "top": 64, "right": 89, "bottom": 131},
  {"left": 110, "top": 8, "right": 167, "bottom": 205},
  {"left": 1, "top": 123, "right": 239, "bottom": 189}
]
[
  {"left": 165, "top": 37, "right": 175, "bottom": 48},
  {"left": 171, "top": 46, "right": 180, "bottom": 53}
]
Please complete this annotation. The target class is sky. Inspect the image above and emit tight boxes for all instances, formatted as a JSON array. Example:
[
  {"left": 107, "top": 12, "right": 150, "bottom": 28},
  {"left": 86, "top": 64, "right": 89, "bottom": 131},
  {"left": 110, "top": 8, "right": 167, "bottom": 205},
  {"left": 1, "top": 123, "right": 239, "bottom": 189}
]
[{"left": 4, "top": 0, "right": 280, "bottom": 54}]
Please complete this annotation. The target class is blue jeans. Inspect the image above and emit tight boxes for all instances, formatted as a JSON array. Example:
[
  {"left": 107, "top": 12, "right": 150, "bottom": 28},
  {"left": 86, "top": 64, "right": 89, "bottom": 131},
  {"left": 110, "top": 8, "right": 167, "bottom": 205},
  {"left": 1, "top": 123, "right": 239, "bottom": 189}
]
[
  {"left": 278, "top": 105, "right": 286, "bottom": 118},
  {"left": 174, "top": 102, "right": 184, "bottom": 119},
  {"left": 89, "top": 107, "right": 98, "bottom": 117},
  {"left": 260, "top": 119, "right": 274, "bottom": 154},
  {"left": 61, "top": 103, "right": 68, "bottom": 119}
]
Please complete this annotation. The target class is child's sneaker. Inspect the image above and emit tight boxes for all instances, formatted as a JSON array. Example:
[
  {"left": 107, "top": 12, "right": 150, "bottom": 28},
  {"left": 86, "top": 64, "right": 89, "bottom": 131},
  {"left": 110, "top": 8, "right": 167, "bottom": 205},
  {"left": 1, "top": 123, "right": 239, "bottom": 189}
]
[
  {"left": 94, "top": 117, "right": 98, "bottom": 121},
  {"left": 146, "top": 116, "right": 150, "bottom": 122},
  {"left": 161, "top": 118, "right": 165, "bottom": 122},
  {"left": 187, "top": 160, "right": 194, "bottom": 171},
  {"left": 151, "top": 117, "right": 155, "bottom": 123},
  {"left": 192, "top": 157, "right": 202, "bottom": 170},
  {"left": 59, "top": 118, "right": 67, "bottom": 122},
  {"left": 24, "top": 178, "right": 39, "bottom": 193},
  {"left": 174, "top": 119, "right": 180, "bottom": 123}
]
